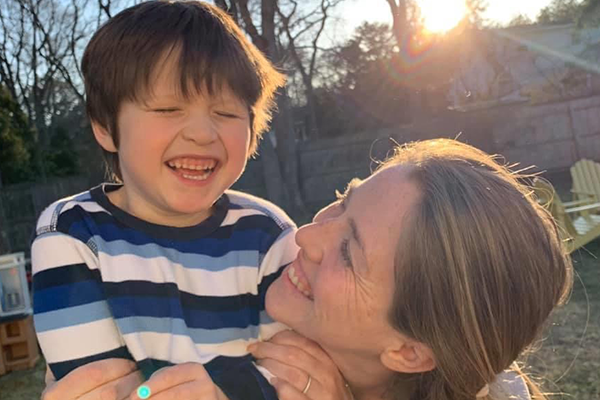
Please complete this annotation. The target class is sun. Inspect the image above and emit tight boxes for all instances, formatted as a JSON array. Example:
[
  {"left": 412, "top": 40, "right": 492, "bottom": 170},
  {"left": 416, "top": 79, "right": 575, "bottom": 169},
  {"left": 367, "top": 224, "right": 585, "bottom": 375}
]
[{"left": 418, "top": 0, "right": 468, "bottom": 33}]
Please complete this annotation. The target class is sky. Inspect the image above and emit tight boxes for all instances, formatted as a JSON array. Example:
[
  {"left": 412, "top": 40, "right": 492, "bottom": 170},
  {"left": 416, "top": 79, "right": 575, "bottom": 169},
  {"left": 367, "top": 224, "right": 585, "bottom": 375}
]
[{"left": 341, "top": 0, "right": 555, "bottom": 33}]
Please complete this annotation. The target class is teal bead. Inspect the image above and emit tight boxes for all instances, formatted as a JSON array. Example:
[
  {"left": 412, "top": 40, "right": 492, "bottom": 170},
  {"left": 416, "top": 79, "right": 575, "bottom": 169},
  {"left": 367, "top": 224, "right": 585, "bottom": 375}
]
[{"left": 137, "top": 385, "right": 151, "bottom": 399}]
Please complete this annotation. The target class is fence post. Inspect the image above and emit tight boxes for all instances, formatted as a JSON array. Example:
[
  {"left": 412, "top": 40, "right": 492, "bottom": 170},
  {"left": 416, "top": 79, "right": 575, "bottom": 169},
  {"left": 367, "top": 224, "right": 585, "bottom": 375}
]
[{"left": 0, "top": 189, "right": 13, "bottom": 254}]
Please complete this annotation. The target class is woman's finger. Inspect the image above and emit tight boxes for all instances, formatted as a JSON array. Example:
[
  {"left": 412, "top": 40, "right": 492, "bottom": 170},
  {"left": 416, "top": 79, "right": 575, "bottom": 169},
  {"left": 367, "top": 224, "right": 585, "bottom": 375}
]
[
  {"left": 42, "top": 359, "right": 138, "bottom": 400},
  {"left": 133, "top": 380, "right": 220, "bottom": 400},
  {"left": 130, "top": 363, "right": 215, "bottom": 400},
  {"left": 250, "top": 341, "right": 318, "bottom": 371},
  {"left": 271, "top": 377, "right": 311, "bottom": 400},
  {"left": 79, "top": 370, "right": 143, "bottom": 400},
  {"left": 250, "top": 340, "right": 339, "bottom": 390},
  {"left": 268, "top": 330, "right": 335, "bottom": 367},
  {"left": 257, "top": 358, "right": 311, "bottom": 393}
]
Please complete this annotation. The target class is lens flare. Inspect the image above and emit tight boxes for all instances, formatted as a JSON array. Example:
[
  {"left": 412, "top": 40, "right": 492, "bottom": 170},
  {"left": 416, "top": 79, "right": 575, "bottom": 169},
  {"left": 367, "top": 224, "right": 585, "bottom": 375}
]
[{"left": 419, "top": 0, "right": 467, "bottom": 33}]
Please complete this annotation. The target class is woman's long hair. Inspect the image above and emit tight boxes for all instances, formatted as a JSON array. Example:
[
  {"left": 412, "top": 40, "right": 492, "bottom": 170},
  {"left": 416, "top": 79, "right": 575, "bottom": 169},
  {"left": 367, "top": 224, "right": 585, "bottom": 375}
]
[{"left": 384, "top": 139, "right": 573, "bottom": 400}]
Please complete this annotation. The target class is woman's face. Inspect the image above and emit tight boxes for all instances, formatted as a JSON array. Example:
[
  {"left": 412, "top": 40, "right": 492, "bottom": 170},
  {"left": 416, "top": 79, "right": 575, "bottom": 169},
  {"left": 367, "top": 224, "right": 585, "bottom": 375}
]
[{"left": 266, "top": 164, "right": 421, "bottom": 356}]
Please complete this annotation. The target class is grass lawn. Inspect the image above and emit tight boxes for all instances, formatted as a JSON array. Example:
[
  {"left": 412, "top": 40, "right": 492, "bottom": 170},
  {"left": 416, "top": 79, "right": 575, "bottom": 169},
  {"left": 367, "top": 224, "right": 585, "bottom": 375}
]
[
  {"left": 526, "top": 241, "right": 600, "bottom": 399},
  {"left": 1, "top": 247, "right": 598, "bottom": 400}
]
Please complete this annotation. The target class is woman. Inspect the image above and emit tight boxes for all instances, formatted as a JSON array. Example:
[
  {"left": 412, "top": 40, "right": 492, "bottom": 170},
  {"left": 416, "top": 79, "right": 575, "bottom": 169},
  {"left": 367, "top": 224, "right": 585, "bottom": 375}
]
[{"left": 41, "top": 139, "right": 572, "bottom": 400}]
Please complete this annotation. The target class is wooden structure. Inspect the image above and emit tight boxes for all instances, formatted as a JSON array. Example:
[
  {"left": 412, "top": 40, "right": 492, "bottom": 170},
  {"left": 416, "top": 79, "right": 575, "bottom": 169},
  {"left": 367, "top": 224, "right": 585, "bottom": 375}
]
[
  {"left": 533, "top": 178, "right": 600, "bottom": 253},
  {"left": 0, "top": 315, "right": 39, "bottom": 375},
  {"left": 571, "top": 159, "right": 600, "bottom": 202}
]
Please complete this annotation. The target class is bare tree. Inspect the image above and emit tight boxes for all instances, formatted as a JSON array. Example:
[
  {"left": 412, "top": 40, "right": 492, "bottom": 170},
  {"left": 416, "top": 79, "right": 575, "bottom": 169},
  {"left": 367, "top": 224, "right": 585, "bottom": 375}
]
[
  {"left": 0, "top": 0, "right": 142, "bottom": 182},
  {"left": 384, "top": 0, "right": 410, "bottom": 47},
  {"left": 276, "top": 0, "right": 343, "bottom": 138},
  {"left": 216, "top": 0, "right": 319, "bottom": 218}
]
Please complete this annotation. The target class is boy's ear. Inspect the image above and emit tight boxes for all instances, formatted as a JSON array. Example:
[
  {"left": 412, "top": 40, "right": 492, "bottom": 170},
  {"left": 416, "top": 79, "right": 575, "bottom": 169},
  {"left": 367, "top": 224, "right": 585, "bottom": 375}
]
[
  {"left": 91, "top": 120, "right": 117, "bottom": 153},
  {"left": 380, "top": 339, "right": 436, "bottom": 374}
]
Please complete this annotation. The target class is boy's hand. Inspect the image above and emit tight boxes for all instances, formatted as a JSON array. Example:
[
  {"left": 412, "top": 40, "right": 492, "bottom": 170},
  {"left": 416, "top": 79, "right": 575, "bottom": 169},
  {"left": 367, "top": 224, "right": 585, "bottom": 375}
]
[
  {"left": 130, "top": 363, "right": 229, "bottom": 400},
  {"left": 42, "top": 359, "right": 142, "bottom": 400}
]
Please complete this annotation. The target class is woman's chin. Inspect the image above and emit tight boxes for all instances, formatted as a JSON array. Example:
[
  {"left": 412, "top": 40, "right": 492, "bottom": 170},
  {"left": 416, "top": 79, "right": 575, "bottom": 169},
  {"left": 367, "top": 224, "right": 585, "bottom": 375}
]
[{"left": 266, "top": 273, "right": 308, "bottom": 329}]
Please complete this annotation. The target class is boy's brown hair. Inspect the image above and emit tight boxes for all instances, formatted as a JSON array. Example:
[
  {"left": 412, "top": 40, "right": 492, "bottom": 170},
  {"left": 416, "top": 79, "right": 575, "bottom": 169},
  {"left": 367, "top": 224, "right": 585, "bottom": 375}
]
[{"left": 82, "top": 0, "right": 285, "bottom": 181}]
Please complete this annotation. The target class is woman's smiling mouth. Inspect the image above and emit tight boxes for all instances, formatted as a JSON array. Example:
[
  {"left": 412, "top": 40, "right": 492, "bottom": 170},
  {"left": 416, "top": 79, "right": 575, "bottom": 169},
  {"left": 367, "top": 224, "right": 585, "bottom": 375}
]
[{"left": 288, "top": 264, "right": 313, "bottom": 299}]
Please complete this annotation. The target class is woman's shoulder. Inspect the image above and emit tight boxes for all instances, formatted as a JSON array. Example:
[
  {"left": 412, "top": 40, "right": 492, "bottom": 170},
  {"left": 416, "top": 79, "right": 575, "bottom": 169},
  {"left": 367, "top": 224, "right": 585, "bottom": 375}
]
[{"left": 491, "top": 370, "right": 531, "bottom": 400}]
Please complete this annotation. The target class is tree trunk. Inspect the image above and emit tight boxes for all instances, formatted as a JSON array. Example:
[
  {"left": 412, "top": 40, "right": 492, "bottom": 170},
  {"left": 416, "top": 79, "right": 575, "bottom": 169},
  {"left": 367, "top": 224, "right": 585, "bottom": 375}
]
[
  {"left": 272, "top": 90, "right": 308, "bottom": 220},
  {"left": 222, "top": 0, "right": 308, "bottom": 219}
]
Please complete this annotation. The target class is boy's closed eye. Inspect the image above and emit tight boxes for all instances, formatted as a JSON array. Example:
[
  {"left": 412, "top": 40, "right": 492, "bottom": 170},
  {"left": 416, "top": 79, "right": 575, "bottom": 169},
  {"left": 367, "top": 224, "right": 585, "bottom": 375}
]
[
  {"left": 214, "top": 110, "right": 244, "bottom": 119},
  {"left": 152, "top": 108, "right": 182, "bottom": 114}
]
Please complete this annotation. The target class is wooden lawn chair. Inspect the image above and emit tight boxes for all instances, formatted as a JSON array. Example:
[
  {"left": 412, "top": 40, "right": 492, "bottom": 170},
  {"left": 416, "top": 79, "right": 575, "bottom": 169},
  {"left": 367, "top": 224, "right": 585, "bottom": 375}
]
[
  {"left": 533, "top": 178, "right": 600, "bottom": 253},
  {"left": 571, "top": 159, "right": 600, "bottom": 206}
]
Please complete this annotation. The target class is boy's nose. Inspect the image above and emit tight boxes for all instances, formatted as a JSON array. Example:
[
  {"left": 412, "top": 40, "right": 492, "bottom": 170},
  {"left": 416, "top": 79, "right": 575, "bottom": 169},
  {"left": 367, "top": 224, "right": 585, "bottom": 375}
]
[{"left": 181, "top": 113, "right": 218, "bottom": 144}]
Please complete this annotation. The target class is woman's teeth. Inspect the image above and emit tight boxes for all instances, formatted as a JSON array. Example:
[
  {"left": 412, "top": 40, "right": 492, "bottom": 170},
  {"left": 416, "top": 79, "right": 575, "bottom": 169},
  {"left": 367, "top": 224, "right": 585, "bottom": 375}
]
[{"left": 288, "top": 266, "right": 312, "bottom": 299}]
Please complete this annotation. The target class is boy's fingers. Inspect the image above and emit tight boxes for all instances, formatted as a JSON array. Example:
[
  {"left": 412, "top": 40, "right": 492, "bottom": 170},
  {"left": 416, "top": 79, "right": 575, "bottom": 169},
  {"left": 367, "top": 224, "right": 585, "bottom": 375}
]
[{"left": 42, "top": 359, "right": 138, "bottom": 400}]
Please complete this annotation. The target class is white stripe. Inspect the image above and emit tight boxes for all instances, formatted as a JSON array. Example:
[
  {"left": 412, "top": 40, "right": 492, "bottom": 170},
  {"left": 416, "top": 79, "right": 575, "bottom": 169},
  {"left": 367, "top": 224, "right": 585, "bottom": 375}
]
[
  {"left": 35, "top": 192, "right": 93, "bottom": 231},
  {"left": 123, "top": 331, "right": 253, "bottom": 364},
  {"left": 258, "top": 228, "right": 299, "bottom": 281},
  {"left": 97, "top": 253, "right": 261, "bottom": 296},
  {"left": 221, "top": 208, "right": 263, "bottom": 227},
  {"left": 59, "top": 200, "right": 107, "bottom": 215},
  {"left": 36, "top": 318, "right": 124, "bottom": 363},
  {"left": 32, "top": 233, "right": 98, "bottom": 274},
  {"left": 227, "top": 190, "right": 295, "bottom": 229},
  {"left": 259, "top": 322, "right": 288, "bottom": 341}
]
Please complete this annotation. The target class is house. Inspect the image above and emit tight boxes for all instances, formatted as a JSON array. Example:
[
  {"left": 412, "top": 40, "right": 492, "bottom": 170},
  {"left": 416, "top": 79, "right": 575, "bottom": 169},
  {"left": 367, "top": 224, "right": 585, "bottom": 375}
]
[{"left": 449, "top": 23, "right": 600, "bottom": 110}]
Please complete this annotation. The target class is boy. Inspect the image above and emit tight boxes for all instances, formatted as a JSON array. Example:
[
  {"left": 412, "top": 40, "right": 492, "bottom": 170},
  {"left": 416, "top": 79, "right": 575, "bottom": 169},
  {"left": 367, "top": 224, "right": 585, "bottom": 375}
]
[{"left": 31, "top": 2, "right": 297, "bottom": 399}]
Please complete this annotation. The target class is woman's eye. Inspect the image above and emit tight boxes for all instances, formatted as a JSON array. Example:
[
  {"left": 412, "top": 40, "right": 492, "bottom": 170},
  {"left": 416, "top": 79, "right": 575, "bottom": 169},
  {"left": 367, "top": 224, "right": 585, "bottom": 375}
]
[{"left": 341, "top": 238, "right": 353, "bottom": 268}]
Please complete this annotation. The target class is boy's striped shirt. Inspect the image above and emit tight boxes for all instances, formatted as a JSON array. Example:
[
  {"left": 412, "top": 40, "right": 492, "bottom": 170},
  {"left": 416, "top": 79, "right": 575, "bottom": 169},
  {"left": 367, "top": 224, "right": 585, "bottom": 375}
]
[{"left": 32, "top": 184, "right": 298, "bottom": 399}]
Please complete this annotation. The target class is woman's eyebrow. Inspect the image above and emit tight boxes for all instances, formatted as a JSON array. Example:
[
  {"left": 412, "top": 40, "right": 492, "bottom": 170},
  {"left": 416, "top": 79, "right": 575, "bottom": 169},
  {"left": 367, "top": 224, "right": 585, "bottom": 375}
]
[{"left": 343, "top": 179, "right": 365, "bottom": 254}]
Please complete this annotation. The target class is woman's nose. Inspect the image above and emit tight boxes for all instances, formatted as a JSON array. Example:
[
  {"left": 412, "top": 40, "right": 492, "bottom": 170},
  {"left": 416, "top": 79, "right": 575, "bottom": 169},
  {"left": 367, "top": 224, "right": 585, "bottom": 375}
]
[
  {"left": 295, "top": 223, "right": 324, "bottom": 264},
  {"left": 295, "top": 216, "right": 340, "bottom": 264}
]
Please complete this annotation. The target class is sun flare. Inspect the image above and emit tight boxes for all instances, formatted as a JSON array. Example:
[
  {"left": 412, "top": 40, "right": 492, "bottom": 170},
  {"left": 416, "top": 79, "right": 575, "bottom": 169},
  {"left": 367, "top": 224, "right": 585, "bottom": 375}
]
[{"left": 418, "top": 0, "right": 467, "bottom": 33}]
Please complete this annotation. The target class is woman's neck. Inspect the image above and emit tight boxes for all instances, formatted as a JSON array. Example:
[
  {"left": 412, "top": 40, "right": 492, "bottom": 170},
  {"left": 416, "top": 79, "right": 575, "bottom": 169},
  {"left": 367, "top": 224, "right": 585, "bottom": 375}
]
[{"left": 323, "top": 347, "right": 414, "bottom": 400}]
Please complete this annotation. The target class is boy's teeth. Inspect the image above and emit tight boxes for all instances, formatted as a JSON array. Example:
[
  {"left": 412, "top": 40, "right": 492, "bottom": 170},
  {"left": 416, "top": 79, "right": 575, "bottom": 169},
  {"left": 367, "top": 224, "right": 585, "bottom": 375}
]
[
  {"left": 167, "top": 158, "right": 217, "bottom": 171},
  {"left": 181, "top": 170, "right": 212, "bottom": 181}
]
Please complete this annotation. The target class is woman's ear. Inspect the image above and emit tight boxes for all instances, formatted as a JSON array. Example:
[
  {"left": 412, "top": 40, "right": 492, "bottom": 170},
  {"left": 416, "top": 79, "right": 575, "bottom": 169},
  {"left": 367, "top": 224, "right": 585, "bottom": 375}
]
[
  {"left": 91, "top": 121, "right": 117, "bottom": 152},
  {"left": 380, "top": 340, "right": 436, "bottom": 374}
]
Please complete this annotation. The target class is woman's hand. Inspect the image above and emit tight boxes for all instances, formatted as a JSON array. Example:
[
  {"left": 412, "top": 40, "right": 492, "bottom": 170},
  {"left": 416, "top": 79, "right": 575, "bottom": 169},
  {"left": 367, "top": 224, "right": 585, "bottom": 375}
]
[
  {"left": 249, "top": 330, "right": 353, "bottom": 400},
  {"left": 41, "top": 359, "right": 142, "bottom": 400},
  {"left": 129, "top": 362, "right": 229, "bottom": 400}
]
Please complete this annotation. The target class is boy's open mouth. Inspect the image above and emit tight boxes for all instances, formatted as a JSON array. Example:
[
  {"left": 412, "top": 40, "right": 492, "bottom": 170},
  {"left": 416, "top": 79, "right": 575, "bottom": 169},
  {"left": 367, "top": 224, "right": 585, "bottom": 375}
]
[{"left": 166, "top": 157, "right": 218, "bottom": 181}]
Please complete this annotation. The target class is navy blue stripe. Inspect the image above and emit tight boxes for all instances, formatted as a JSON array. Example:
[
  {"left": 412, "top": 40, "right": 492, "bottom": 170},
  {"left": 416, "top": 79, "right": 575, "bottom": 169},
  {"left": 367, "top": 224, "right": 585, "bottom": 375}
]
[
  {"left": 211, "top": 355, "right": 277, "bottom": 400},
  {"left": 34, "top": 280, "right": 104, "bottom": 313},
  {"left": 49, "top": 346, "right": 134, "bottom": 381},
  {"left": 33, "top": 263, "right": 100, "bottom": 291},
  {"left": 34, "top": 266, "right": 283, "bottom": 315},
  {"left": 257, "top": 265, "right": 286, "bottom": 301},
  {"left": 104, "top": 281, "right": 263, "bottom": 311},
  {"left": 56, "top": 207, "right": 282, "bottom": 255},
  {"left": 108, "top": 296, "right": 260, "bottom": 329},
  {"left": 137, "top": 358, "right": 175, "bottom": 381}
]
